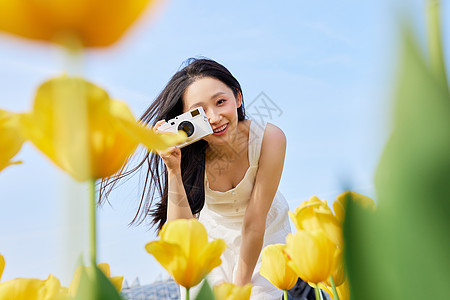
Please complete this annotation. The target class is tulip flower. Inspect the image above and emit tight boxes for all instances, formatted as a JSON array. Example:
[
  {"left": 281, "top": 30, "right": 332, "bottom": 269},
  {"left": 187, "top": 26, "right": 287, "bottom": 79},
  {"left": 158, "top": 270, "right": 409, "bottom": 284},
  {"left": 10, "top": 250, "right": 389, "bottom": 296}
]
[
  {"left": 145, "top": 219, "right": 226, "bottom": 295},
  {"left": 0, "top": 274, "right": 71, "bottom": 300},
  {"left": 260, "top": 244, "right": 297, "bottom": 295},
  {"left": 0, "top": 254, "right": 4, "bottom": 281},
  {"left": 213, "top": 282, "right": 252, "bottom": 300},
  {"left": 289, "top": 196, "right": 343, "bottom": 248},
  {"left": 285, "top": 230, "right": 336, "bottom": 287},
  {"left": 333, "top": 191, "right": 375, "bottom": 223},
  {"left": 326, "top": 248, "right": 345, "bottom": 287},
  {"left": 21, "top": 75, "right": 186, "bottom": 181},
  {"left": 0, "top": 109, "right": 26, "bottom": 172},
  {"left": 0, "top": 0, "right": 157, "bottom": 47},
  {"left": 67, "top": 262, "right": 123, "bottom": 296},
  {"left": 319, "top": 279, "right": 350, "bottom": 300}
]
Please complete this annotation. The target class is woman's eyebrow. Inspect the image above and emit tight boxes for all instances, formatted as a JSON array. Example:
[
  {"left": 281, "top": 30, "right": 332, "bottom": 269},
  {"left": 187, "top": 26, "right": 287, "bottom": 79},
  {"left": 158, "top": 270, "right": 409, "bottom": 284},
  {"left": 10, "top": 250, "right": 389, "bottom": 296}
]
[
  {"left": 210, "top": 92, "right": 226, "bottom": 99},
  {"left": 188, "top": 92, "right": 227, "bottom": 109}
]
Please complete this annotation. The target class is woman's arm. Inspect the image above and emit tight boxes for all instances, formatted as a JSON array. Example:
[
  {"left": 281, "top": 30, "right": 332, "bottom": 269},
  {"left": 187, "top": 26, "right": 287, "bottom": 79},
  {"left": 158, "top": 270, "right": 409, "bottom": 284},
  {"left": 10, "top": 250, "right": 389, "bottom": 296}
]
[
  {"left": 234, "top": 123, "right": 287, "bottom": 285},
  {"left": 154, "top": 120, "right": 194, "bottom": 221}
]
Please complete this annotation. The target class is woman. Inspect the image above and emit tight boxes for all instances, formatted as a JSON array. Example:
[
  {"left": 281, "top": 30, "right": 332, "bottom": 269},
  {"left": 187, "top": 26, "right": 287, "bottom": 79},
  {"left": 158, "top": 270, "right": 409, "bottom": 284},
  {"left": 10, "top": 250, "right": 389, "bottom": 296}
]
[{"left": 101, "top": 58, "right": 291, "bottom": 299}]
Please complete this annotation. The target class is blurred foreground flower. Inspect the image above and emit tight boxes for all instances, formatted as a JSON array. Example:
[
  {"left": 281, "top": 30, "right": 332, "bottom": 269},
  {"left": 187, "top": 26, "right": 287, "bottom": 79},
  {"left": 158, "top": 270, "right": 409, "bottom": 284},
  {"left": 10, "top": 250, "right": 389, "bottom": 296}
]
[
  {"left": 0, "top": 275, "right": 71, "bottom": 300},
  {"left": 67, "top": 262, "right": 123, "bottom": 296},
  {"left": 260, "top": 244, "right": 297, "bottom": 292},
  {"left": 0, "top": 0, "right": 157, "bottom": 47},
  {"left": 145, "top": 219, "right": 226, "bottom": 292},
  {"left": 213, "top": 282, "right": 252, "bottom": 300},
  {"left": 285, "top": 230, "right": 336, "bottom": 287},
  {"left": 0, "top": 254, "right": 70, "bottom": 300},
  {"left": 333, "top": 191, "right": 375, "bottom": 223},
  {"left": 0, "top": 254, "right": 4, "bottom": 281},
  {"left": 0, "top": 109, "right": 26, "bottom": 172},
  {"left": 289, "top": 196, "right": 342, "bottom": 248},
  {"left": 21, "top": 75, "right": 185, "bottom": 181}
]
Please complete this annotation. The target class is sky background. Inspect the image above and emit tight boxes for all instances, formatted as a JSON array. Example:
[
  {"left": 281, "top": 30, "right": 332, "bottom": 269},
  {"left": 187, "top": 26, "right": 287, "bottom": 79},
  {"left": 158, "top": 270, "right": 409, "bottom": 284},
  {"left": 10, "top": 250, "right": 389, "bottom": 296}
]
[{"left": 0, "top": 0, "right": 449, "bottom": 287}]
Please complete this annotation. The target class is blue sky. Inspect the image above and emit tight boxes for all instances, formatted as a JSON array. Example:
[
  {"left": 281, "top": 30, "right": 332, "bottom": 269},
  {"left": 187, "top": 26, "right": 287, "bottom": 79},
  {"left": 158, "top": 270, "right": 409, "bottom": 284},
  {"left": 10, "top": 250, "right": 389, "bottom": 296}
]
[{"left": 1, "top": 0, "right": 449, "bottom": 287}]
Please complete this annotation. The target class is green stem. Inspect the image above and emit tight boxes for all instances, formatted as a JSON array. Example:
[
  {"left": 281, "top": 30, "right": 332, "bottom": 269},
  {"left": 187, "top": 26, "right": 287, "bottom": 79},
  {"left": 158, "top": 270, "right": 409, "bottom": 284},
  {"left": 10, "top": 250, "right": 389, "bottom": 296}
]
[
  {"left": 89, "top": 179, "right": 97, "bottom": 266},
  {"left": 426, "top": 0, "right": 448, "bottom": 85},
  {"left": 283, "top": 290, "right": 288, "bottom": 299},
  {"left": 314, "top": 284, "right": 321, "bottom": 300},
  {"left": 329, "top": 276, "right": 340, "bottom": 300},
  {"left": 186, "top": 288, "right": 190, "bottom": 300}
]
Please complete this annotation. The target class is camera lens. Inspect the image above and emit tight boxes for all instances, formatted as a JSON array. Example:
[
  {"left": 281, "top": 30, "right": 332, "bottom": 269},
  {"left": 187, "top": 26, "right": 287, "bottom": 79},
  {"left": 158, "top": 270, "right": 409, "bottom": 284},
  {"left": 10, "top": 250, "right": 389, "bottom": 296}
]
[{"left": 178, "top": 121, "right": 194, "bottom": 137}]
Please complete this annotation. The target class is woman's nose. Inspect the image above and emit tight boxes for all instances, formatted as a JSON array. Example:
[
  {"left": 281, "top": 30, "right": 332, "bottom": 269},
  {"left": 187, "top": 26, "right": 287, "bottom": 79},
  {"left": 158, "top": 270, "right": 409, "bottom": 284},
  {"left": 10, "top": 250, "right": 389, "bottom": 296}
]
[{"left": 207, "top": 110, "right": 222, "bottom": 124}]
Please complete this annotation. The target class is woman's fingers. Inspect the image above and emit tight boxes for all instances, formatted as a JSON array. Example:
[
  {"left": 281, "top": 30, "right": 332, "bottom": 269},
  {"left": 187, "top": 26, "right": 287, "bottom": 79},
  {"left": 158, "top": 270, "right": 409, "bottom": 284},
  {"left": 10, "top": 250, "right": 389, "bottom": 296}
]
[{"left": 153, "top": 119, "right": 166, "bottom": 132}]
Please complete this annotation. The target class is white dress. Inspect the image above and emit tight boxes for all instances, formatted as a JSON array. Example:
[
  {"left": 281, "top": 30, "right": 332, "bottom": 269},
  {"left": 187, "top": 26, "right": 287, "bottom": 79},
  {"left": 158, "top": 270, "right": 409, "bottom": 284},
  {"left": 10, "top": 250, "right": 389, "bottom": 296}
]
[{"left": 182, "top": 120, "right": 291, "bottom": 300}]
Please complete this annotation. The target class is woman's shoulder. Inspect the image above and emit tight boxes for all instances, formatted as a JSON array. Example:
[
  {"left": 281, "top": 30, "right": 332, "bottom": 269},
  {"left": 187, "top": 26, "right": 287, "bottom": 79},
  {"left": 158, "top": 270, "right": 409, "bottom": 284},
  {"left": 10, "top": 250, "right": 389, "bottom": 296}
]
[{"left": 260, "top": 122, "right": 286, "bottom": 147}]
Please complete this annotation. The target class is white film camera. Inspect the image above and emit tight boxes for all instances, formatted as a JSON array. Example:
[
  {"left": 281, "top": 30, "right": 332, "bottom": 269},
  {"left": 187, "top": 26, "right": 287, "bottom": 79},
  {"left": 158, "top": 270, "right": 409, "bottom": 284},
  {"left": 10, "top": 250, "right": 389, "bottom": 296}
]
[{"left": 158, "top": 107, "right": 213, "bottom": 148}]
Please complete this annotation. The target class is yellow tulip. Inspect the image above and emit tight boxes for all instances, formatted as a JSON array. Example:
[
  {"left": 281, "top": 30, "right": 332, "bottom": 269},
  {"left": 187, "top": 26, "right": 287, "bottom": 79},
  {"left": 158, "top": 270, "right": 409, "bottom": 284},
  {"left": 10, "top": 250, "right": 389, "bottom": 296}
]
[
  {"left": 289, "top": 196, "right": 343, "bottom": 248},
  {"left": 67, "top": 262, "right": 122, "bottom": 296},
  {"left": 21, "top": 75, "right": 185, "bottom": 181},
  {"left": 0, "top": 254, "right": 4, "bottom": 281},
  {"left": 213, "top": 282, "right": 252, "bottom": 300},
  {"left": 260, "top": 244, "right": 297, "bottom": 291},
  {"left": 0, "top": 274, "right": 71, "bottom": 300},
  {"left": 145, "top": 218, "right": 227, "bottom": 289},
  {"left": 334, "top": 191, "right": 376, "bottom": 223},
  {"left": 325, "top": 248, "right": 345, "bottom": 287},
  {"left": 285, "top": 230, "right": 337, "bottom": 286},
  {"left": 319, "top": 279, "right": 350, "bottom": 300},
  {"left": 0, "top": 0, "right": 157, "bottom": 47},
  {"left": 0, "top": 109, "right": 26, "bottom": 172}
]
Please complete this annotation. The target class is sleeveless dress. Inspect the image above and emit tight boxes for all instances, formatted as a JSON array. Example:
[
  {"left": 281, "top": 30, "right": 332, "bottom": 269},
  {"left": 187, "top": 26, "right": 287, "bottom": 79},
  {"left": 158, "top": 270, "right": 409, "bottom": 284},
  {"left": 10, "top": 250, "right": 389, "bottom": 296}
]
[{"left": 182, "top": 120, "right": 291, "bottom": 300}]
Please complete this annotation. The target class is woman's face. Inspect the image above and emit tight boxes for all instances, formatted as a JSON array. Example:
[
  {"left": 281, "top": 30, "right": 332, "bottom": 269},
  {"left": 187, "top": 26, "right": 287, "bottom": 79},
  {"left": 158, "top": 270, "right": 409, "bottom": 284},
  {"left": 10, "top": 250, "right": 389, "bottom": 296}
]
[{"left": 182, "top": 76, "right": 242, "bottom": 146}]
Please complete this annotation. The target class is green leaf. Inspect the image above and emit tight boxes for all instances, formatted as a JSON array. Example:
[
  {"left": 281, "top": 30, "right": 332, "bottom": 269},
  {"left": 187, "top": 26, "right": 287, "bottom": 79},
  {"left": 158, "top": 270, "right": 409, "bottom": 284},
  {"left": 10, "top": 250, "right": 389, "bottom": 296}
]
[
  {"left": 345, "top": 26, "right": 450, "bottom": 300},
  {"left": 75, "top": 265, "right": 123, "bottom": 300},
  {"left": 194, "top": 280, "right": 216, "bottom": 300}
]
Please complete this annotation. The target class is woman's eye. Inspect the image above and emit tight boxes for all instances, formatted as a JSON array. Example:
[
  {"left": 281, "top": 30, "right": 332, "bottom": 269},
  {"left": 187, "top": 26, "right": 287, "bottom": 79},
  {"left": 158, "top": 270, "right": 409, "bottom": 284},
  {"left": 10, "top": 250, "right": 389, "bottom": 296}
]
[{"left": 217, "top": 99, "right": 226, "bottom": 105}]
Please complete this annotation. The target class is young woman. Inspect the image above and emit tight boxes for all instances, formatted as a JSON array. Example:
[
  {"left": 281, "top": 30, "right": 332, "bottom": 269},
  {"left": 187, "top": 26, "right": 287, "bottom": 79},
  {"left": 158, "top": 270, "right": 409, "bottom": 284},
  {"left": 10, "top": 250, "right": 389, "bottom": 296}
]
[{"left": 101, "top": 58, "right": 291, "bottom": 299}]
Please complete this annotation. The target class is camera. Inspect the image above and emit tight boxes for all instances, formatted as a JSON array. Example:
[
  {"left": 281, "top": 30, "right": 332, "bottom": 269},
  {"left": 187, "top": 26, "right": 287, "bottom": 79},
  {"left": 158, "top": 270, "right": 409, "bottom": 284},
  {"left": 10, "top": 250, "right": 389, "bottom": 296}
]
[{"left": 158, "top": 107, "right": 213, "bottom": 148}]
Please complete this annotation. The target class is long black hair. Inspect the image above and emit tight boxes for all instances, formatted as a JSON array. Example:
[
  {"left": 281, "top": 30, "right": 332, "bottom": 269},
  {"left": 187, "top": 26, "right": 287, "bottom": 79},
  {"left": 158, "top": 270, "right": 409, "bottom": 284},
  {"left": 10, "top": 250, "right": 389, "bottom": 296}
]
[{"left": 99, "top": 58, "right": 247, "bottom": 231}]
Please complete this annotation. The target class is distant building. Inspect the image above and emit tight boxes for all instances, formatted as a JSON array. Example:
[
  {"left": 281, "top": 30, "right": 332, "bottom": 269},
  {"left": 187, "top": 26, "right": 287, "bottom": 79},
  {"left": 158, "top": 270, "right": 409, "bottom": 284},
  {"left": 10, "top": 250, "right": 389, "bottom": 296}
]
[{"left": 121, "top": 277, "right": 180, "bottom": 300}]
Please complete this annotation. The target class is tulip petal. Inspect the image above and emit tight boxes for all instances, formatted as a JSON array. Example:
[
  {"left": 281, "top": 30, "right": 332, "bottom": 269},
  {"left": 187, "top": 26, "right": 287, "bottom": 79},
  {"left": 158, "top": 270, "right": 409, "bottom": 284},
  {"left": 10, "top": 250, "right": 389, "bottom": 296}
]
[
  {"left": 0, "top": 274, "right": 65, "bottom": 300},
  {"left": 111, "top": 99, "right": 186, "bottom": 152},
  {"left": 109, "top": 276, "right": 123, "bottom": 293},
  {"left": 0, "top": 110, "right": 26, "bottom": 172},
  {"left": 213, "top": 282, "right": 252, "bottom": 300},
  {"left": 22, "top": 76, "right": 181, "bottom": 181},
  {"left": 0, "top": 254, "right": 4, "bottom": 281},
  {"left": 260, "top": 244, "right": 297, "bottom": 291},
  {"left": 145, "top": 240, "right": 189, "bottom": 286},
  {"left": 0, "top": 0, "right": 157, "bottom": 47},
  {"left": 193, "top": 239, "right": 227, "bottom": 287},
  {"left": 159, "top": 219, "right": 208, "bottom": 262},
  {"left": 146, "top": 219, "right": 226, "bottom": 289},
  {"left": 286, "top": 230, "right": 336, "bottom": 284}
]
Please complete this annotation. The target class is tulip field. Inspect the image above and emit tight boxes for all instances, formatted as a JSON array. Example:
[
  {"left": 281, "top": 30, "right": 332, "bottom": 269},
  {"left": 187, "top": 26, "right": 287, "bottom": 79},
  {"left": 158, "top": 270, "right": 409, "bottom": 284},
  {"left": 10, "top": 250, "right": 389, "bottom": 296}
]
[{"left": 1, "top": 0, "right": 450, "bottom": 300}]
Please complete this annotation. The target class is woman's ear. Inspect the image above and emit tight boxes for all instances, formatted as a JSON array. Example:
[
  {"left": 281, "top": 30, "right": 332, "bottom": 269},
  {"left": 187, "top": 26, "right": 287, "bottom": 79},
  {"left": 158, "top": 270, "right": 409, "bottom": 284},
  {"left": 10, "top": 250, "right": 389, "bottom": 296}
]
[{"left": 236, "top": 91, "right": 243, "bottom": 108}]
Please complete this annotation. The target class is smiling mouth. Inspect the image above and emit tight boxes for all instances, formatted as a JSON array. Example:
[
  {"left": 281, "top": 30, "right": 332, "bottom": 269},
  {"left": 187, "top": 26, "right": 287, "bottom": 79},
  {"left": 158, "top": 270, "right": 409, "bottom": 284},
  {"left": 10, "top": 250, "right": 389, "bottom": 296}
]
[
  {"left": 213, "top": 124, "right": 227, "bottom": 133},
  {"left": 212, "top": 123, "right": 228, "bottom": 135}
]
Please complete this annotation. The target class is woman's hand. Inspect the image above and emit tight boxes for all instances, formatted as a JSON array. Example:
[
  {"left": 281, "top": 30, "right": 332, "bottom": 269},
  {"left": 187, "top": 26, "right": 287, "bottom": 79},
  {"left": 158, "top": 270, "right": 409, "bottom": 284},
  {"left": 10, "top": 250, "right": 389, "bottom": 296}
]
[{"left": 154, "top": 120, "right": 182, "bottom": 174}]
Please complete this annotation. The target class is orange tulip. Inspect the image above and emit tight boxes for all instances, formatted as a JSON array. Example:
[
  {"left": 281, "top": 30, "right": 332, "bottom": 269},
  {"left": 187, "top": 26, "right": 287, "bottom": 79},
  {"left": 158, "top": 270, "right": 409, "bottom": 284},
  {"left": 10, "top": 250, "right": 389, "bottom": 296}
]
[{"left": 0, "top": 0, "right": 158, "bottom": 47}]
